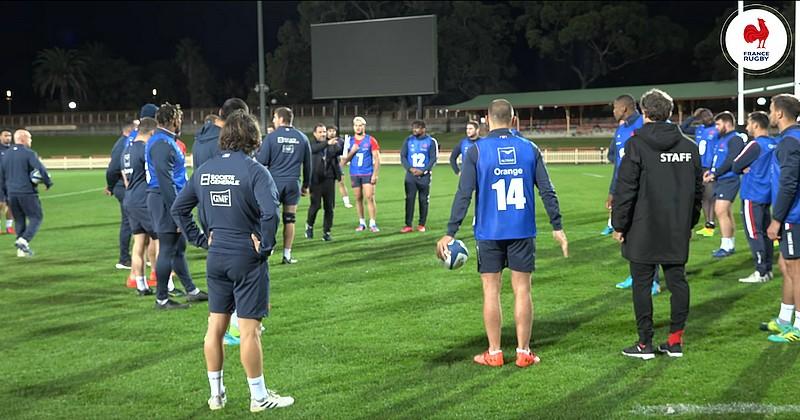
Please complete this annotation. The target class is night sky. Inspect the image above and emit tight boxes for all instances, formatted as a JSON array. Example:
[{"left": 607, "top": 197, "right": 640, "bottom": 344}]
[{"left": 0, "top": 1, "right": 787, "bottom": 113}]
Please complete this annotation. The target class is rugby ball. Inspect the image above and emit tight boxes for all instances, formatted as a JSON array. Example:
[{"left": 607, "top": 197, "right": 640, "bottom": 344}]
[
  {"left": 30, "top": 169, "right": 43, "bottom": 185},
  {"left": 442, "top": 239, "right": 469, "bottom": 270}
]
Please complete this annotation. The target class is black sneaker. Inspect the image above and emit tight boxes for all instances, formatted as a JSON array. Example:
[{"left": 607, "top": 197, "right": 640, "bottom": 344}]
[
  {"left": 322, "top": 232, "right": 332, "bottom": 242},
  {"left": 705, "top": 221, "right": 716, "bottom": 230},
  {"left": 657, "top": 342, "right": 683, "bottom": 358},
  {"left": 186, "top": 290, "right": 209, "bottom": 302},
  {"left": 282, "top": 256, "right": 298, "bottom": 264},
  {"left": 169, "top": 288, "right": 186, "bottom": 298},
  {"left": 137, "top": 288, "right": 154, "bottom": 296},
  {"left": 305, "top": 225, "right": 313, "bottom": 239},
  {"left": 155, "top": 299, "right": 190, "bottom": 310},
  {"left": 621, "top": 342, "right": 655, "bottom": 360}
]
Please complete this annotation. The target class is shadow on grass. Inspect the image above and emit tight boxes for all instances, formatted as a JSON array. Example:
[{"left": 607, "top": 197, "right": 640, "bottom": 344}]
[{"left": 718, "top": 344, "right": 800, "bottom": 404}]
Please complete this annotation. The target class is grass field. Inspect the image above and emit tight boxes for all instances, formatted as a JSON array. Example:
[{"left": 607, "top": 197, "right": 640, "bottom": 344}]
[
  {"left": 30, "top": 133, "right": 610, "bottom": 158},
  {"left": 2, "top": 164, "right": 798, "bottom": 419}
]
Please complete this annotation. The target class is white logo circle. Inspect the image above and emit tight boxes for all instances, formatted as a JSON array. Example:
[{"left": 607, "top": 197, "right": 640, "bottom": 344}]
[{"left": 721, "top": 5, "right": 792, "bottom": 75}]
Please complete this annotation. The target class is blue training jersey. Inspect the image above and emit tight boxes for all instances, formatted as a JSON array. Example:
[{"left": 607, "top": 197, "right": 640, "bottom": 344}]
[
  {"left": 459, "top": 137, "right": 476, "bottom": 159},
  {"left": 612, "top": 114, "right": 644, "bottom": 168},
  {"left": 711, "top": 131, "right": 743, "bottom": 180},
  {"left": 772, "top": 126, "right": 800, "bottom": 224},
  {"left": 405, "top": 134, "right": 437, "bottom": 169},
  {"left": 349, "top": 134, "right": 380, "bottom": 176},
  {"left": 696, "top": 124, "right": 719, "bottom": 168},
  {"left": 741, "top": 135, "right": 777, "bottom": 204},
  {"left": 145, "top": 128, "right": 187, "bottom": 192},
  {"left": 474, "top": 130, "right": 539, "bottom": 240}
]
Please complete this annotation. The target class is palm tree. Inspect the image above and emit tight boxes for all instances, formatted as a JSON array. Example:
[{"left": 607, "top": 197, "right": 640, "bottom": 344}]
[
  {"left": 175, "top": 38, "right": 212, "bottom": 107},
  {"left": 32, "top": 47, "right": 87, "bottom": 110}
]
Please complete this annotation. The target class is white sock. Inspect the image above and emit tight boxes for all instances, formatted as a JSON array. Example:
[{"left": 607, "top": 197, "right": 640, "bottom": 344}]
[
  {"left": 5, "top": 220, "right": 12, "bottom": 228},
  {"left": 343, "top": 196, "right": 351, "bottom": 206},
  {"left": 135, "top": 276, "right": 147, "bottom": 290},
  {"left": 607, "top": 216, "right": 612, "bottom": 227},
  {"left": 369, "top": 219, "right": 377, "bottom": 227},
  {"left": 168, "top": 275, "right": 175, "bottom": 291},
  {"left": 516, "top": 348, "right": 531, "bottom": 354},
  {"left": 721, "top": 237, "right": 734, "bottom": 251},
  {"left": 208, "top": 370, "right": 223, "bottom": 397},
  {"left": 247, "top": 375, "right": 268, "bottom": 401},
  {"left": 795, "top": 311, "right": 800, "bottom": 330},
  {"left": 488, "top": 349, "right": 502, "bottom": 355},
  {"left": 359, "top": 218, "right": 366, "bottom": 226},
  {"left": 283, "top": 248, "right": 292, "bottom": 259},
  {"left": 779, "top": 303, "right": 795, "bottom": 324}
]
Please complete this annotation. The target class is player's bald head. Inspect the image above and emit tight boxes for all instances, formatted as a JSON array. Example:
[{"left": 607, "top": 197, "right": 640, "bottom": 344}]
[
  {"left": 13, "top": 129, "right": 31, "bottom": 146},
  {"left": 488, "top": 99, "right": 514, "bottom": 128}
]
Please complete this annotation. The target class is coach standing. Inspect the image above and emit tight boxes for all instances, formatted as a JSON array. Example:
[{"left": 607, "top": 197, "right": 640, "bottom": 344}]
[
  {"left": 0, "top": 129, "right": 53, "bottom": 257},
  {"left": 400, "top": 120, "right": 438, "bottom": 233},
  {"left": 305, "top": 123, "right": 340, "bottom": 242},
  {"left": 612, "top": 89, "right": 703, "bottom": 360}
]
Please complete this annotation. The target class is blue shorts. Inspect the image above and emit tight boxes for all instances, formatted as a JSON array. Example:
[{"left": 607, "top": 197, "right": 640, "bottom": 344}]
[
  {"left": 275, "top": 179, "right": 301, "bottom": 206},
  {"left": 207, "top": 251, "right": 270, "bottom": 319},
  {"left": 780, "top": 222, "right": 800, "bottom": 260},
  {"left": 350, "top": 175, "right": 372, "bottom": 188},
  {"left": 714, "top": 177, "right": 740, "bottom": 201},
  {"left": 146, "top": 191, "right": 178, "bottom": 233},
  {"left": 126, "top": 205, "right": 155, "bottom": 236},
  {"left": 476, "top": 238, "right": 536, "bottom": 273}
]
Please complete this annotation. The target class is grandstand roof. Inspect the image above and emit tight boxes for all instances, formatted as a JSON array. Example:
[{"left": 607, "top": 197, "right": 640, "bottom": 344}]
[{"left": 448, "top": 77, "right": 794, "bottom": 110}]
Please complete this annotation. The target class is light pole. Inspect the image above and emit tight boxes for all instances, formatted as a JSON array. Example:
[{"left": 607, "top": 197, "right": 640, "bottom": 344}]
[{"left": 5, "top": 90, "right": 10, "bottom": 115}]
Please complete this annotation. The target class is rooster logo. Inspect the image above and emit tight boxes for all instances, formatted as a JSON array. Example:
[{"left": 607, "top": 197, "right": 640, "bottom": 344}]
[{"left": 743, "top": 18, "right": 769, "bottom": 48}]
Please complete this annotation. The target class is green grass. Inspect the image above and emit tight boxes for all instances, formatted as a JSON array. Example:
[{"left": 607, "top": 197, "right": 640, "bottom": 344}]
[
  {"left": 2, "top": 165, "right": 796, "bottom": 419},
  {"left": 30, "top": 133, "right": 609, "bottom": 158}
]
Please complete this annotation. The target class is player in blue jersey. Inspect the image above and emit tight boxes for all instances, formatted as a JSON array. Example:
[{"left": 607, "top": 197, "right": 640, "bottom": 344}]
[
  {"left": 145, "top": 103, "right": 208, "bottom": 309},
  {"left": 449, "top": 121, "right": 481, "bottom": 175},
  {"left": 437, "top": 99, "right": 568, "bottom": 368},
  {"left": 400, "top": 120, "right": 438, "bottom": 233},
  {"left": 732, "top": 111, "right": 777, "bottom": 283},
  {"left": 105, "top": 122, "right": 136, "bottom": 269},
  {"left": 681, "top": 108, "right": 719, "bottom": 237},
  {"left": 0, "top": 129, "right": 14, "bottom": 234},
  {"left": 704, "top": 112, "right": 745, "bottom": 258},
  {"left": 255, "top": 107, "right": 312, "bottom": 264},
  {"left": 603, "top": 95, "right": 643, "bottom": 236},
  {"left": 0, "top": 129, "right": 53, "bottom": 257},
  {"left": 172, "top": 110, "right": 294, "bottom": 411},
  {"left": 121, "top": 117, "right": 158, "bottom": 295},
  {"left": 765, "top": 94, "right": 800, "bottom": 343},
  {"left": 343, "top": 116, "right": 381, "bottom": 232}
]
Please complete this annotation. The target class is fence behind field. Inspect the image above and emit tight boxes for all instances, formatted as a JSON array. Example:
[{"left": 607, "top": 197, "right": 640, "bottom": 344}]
[{"left": 42, "top": 148, "right": 610, "bottom": 170}]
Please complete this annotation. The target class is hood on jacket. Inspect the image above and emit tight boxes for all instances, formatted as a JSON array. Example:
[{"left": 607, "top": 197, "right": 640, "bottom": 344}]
[
  {"left": 196, "top": 122, "right": 221, "bottom": 144},
  {"left": 636, "top": 121, "right": 684, "bottom": 151}
]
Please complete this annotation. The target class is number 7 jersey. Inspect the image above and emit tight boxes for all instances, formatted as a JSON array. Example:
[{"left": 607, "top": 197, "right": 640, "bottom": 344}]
[
  {"left": 349, "top": 134, "right": 380, "bottom": 176},
  {"left": 445, "top": 128, "right": 563, "bottom": 241}
]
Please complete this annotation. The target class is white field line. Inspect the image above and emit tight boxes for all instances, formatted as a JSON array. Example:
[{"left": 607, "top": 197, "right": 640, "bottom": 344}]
[
  {"left": 40, "top": 187, "right": 105, "bottom": 200},
  {"left": 582, "top": 173, "right": 604, "bottom": 178},
  {"left": 631, "top": 403, "right": 800, "bottom": 416}
]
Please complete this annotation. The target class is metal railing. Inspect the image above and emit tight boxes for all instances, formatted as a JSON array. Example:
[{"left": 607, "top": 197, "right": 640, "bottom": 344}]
[{"left": 41, "top": 148, "right": 610, "bottom": 170}]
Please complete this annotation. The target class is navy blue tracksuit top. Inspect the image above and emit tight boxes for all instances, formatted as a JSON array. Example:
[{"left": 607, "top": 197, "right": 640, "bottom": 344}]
[{"left": 0, "top": 145, "right": 52, "bottom": 201}]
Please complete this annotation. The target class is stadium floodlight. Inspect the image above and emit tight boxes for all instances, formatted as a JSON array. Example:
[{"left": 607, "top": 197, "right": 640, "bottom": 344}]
[
  {"left": 68, "top": 101, "right": 77, "bottom": 110},
  {"left": 757, "top": 97, "right": 767, "bottom": 105},
  {"left": 152, "top": 89, "right": 158, "bottom": 96},
  {"left": 5, "top": 90, "right": 10, "bottom": 98}
]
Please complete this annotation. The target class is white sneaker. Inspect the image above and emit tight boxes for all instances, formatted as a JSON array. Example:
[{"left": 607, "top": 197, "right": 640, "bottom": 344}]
[
  {"left": 208, "top": 392, "right": 227, "bottom": 410},
  {"left": 738, "top": 271, "right": 771, "bottom": 283},
  {"left": 250, "top": 389, "right": 294, "bottom": 412},
  {"left": 17, "top": 249, "right": 28, "bottom": 258}
]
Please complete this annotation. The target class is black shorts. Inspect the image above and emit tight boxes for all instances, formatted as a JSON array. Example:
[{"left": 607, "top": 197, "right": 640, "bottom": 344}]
[
  {"left": 146, "top": 191, "right": 178, "bottom": 233},
  {"left": 714, "top": 177, "right": 740, "bottom": 201},
  {"left": 780, "top": 222, "right": 800, "bottom": 260},
  {"left": 126, "top": 205, "right": 155, "bottom": 237},
  {"left": 335, "top": 163, "right": 343, "bottom": 182},
  {"left": 207, "top": 251, "right": 270, "bottom": 319},
  {"left": 351, "top": 175, "right": 371, "bottom": 188},
  {"left": 275, "top": 179, "right": 301, "bottom": 206},
  {"left": 476, "top": 238, "right": 536, "bottom": 273}
]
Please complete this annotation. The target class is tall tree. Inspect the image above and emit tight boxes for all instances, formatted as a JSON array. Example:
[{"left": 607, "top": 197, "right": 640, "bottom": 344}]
[
  {"left": 518, "top": 2, "right": 686, "bottom": 88},
  {"left": 175, "top": 38, "right": 214, "bottom": 108},
  {"left": 32, "top": 47, "right": 88, "bottom": 110},
  {"left": 80, "top": 42, "right": 143, "bottom": 110}
]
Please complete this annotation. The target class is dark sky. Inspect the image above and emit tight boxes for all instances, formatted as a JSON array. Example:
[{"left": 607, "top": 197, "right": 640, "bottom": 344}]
[
  {"left": 1, "top": 1, "right": 298, "bottom": 113},
  {"left": 0, "top": 1, "right": 788, "bottom": 113}
]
